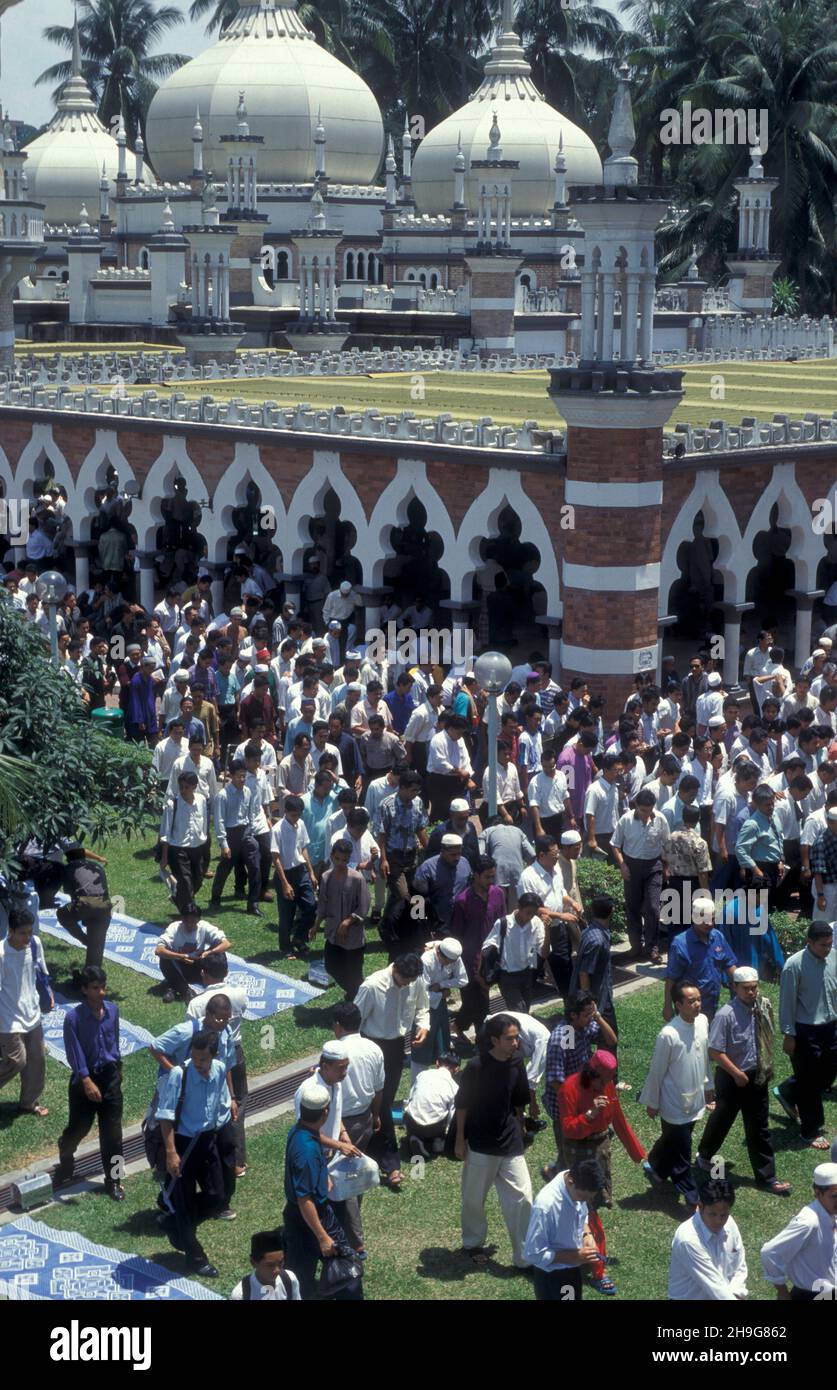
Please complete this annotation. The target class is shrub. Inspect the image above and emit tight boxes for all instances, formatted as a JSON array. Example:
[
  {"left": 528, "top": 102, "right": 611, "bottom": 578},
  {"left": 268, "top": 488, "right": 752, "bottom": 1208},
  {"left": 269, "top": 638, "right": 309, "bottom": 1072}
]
[
  {"left": 577, "top": 857, "right": 627, "bottom": 940},
  {"left": 770, "top": 912, "right": 810, "bottom": 958}
]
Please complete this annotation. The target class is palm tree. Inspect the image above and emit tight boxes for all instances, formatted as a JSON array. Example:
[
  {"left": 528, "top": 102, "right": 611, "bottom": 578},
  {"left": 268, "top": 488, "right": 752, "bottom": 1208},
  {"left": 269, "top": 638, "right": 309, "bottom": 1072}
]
[
  {"left": 516, "top": 0, "right": 620, "bottom": 124},
  {"left": 187, "top": 0, "right": 237, "bottom": 34},
  {"left": 37, "top": 0, "right": 188, "bottom": 145}
]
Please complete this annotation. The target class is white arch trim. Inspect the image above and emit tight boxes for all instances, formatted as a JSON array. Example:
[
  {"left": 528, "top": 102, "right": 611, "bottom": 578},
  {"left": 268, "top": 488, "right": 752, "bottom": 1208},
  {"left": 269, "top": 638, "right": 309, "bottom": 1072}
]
[{"left": 660, "top": 473, "right": 744, "bottom": 611}]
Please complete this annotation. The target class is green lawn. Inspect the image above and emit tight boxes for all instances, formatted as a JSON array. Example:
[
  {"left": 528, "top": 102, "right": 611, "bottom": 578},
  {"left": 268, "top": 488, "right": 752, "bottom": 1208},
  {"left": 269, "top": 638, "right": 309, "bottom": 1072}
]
[
  {"left": 33, "top": 982, "right": 836, "bottom": 1301},
  {"left": 0, "top": 829, "right": 390, "bottom": 1172},
  {"left": 118, "top": 359, "right": 837, "bottom": 433}
]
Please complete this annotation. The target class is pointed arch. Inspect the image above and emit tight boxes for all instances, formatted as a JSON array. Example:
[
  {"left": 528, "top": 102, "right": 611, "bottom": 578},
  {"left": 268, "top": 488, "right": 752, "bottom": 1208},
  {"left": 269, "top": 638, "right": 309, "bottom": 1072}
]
[
  {"left": 456, "top": 474, "right": 561, "bottom": 613},
  {"left": 66, "top": 431, "right": 138, "bottom": 542},
  {"left": 660, "top": 473, "right": 744, "bottom": 610},
  {"left": 207, "top": 443, "right": 288, "bottom": 563},
  {"left": 14, "top": 425, "right": 75, "bottom": 507},
  {"left": 130, "top": 436, "right": 209, "bottom": 552},
  {"left": 741, "top": 462, "right": 825, "bottom": 594},
  {"left": 366, "top": 459, "right": 457, "bottom": 590},
  {"left": 285, "top": 451, "right": 369, "bottom": 576}
]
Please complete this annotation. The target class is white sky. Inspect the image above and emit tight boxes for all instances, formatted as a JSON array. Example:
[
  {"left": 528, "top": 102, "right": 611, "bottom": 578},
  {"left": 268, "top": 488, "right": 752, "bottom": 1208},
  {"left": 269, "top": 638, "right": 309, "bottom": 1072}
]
[{"left": 3, "top": 0, "right": 626, "bottom": 131}]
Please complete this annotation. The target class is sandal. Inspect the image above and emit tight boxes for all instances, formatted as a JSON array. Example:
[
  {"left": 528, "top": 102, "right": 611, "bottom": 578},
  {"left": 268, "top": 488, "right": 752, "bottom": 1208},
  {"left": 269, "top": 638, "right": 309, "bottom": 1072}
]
[
  {"left": 806, "top": 1135, "right": 830, "bottom": 1150},
  {"left": 386, "top": 1171, "right": 404, "bottom": 1190},
  {"left": 764, "top": 1179, "right": 792, "bottom": 1195},
  {"left": 590, "top": 1274, "right": 617, "bottom": 1295},
  {"left": 20, "top": 1104, "right": 49, "bottom": 1118},
  {"left": 615, "top": 1081, "right": 632, "bottom": 1092}
]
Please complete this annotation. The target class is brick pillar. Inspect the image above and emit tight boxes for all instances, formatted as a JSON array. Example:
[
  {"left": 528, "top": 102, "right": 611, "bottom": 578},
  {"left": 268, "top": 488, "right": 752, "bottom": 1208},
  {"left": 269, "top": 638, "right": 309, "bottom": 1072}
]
[
  {"left": 464, "top": 253, "right": 522, "bottom": 356},
  {"left": 548, "top": 365, "right": 683, "bottom": 714}
]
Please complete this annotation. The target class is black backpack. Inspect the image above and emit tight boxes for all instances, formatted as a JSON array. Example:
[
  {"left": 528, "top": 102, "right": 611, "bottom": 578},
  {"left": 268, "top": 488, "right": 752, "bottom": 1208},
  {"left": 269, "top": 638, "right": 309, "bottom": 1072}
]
[
  {"left": 480, "top": 917, "right": 508, "bottom": 985},
  {"left": 238, "top": 1271, "right": 294, "bottom": 1300}
]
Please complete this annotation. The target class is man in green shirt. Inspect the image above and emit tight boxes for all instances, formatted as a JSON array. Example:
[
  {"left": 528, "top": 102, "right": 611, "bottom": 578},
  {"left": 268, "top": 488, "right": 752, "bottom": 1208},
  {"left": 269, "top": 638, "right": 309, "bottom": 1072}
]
[{"left": 775, "top": 921, "right": 837, "bottom": 1148}]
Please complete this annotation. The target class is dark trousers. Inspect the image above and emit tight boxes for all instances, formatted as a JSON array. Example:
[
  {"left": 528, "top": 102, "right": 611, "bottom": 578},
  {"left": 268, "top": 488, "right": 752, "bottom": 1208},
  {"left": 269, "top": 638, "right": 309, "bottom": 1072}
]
[
  {"left": 168, "top": 844, "right": 207, "bottom": 913},
  {"left": 698, "top": 1069, "right": 775, "bottom": 1182},
  {"left": 533, "top": 1265, "right": 583, "bottom": 1301},
  {"left": 364, "top": 1033, "right": 405, "bottom": 1174},
  {"left": 647, "top": 1118, "right": 700, "bottom": 1205},
  {"left": 230, "top": 1045, "right": 248, "bottom": 1168},
  {"left": 159, "top": 954, "right": 204, "bottom": 998},
  {"left": 218, "top": 706, "right": 239, "bottom": 772},
  {"left": 456, "top": 979, "right": 490, "bottom": 1035},
  {"left": 212, "top": 826, "right": 260, "bottom": 907},
  {"left": 162, "top": 1130, "right": 224, "bottom": 1264},
  {"left": 411, "top": 1000, "right": 450, "bottom": 1066},
  {"left": 380, "top": 850, "right": 417, "bottom": 958},
  {"left": 324, "top": 940, "right": 364, "bottom": 999},
  {"left": 427, "top": 772, "right": 465, "bottom": 823},
  {"left": 499, "top": 967, "right": 536, "bottom": 1013},
  {"left": 624, "top": 855, "right": 663, "bottom": 953},
  {"left": 546, "top": 952, "right": 573, "bottom": 1003},
  {"left": 276, "top": 864, "right": 317, "bottom": 951},
  {"left": 56, "top": 1062, "right": 123, "bottom": 1187},
  {"left": 539, "top": 813, "right": 565, "bottom": 840},
  {"left": 283, "top": 1199, "right": 363, "bottom": 1301},
  {"left": 779, "top": 1020, "right": 837, "bottom": 1139},
  {"left": 236, "top": 830, "right": 272, "bottom": 900},
  {"left": 216, "top": 1118, "right": 237, "bottom": 1207},
  {"left": 55, "top": 905, "right": 112, "bottom": 969}
]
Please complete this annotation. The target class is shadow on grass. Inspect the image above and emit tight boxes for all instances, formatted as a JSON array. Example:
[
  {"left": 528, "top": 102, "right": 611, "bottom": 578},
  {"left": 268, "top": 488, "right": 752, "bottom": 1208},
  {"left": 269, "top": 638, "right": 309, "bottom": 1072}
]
[
  {"left": 416, "top": 1244, "right": 533, "bottom": 1284},
  {"left": 293, "top": 1001, "right": 342, "bottom": 1031}
]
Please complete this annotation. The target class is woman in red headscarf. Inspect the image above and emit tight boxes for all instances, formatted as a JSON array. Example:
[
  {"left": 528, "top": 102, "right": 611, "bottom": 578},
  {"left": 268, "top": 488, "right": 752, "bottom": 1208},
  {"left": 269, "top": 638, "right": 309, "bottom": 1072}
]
[{"left": 557, "top": 1050, "right": 646, "bottom": 1295}]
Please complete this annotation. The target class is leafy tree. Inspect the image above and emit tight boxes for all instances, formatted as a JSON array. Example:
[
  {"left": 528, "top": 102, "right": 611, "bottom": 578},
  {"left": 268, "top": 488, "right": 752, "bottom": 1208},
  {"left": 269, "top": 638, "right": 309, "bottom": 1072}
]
[
  {"left": 0, "top": 601, "right": 161, "bottom": 888},
  {"left": 37, "top": 0, "right": 189, "bottom": 146}
]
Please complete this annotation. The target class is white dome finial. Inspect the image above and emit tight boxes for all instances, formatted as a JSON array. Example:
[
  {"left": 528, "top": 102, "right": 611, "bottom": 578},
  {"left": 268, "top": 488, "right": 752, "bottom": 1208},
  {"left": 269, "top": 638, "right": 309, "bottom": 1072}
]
[
  {"left": 78, "top": 202, "right": 91, "bottom": 232},
  {"left": 454, "top": 131, "right": 465, "bottom": 172},
  {"left": 162, "top": 198, "right": 175, "bottom": 231},
  {"left": 193, "top": 106, "right": 203, "bottom": 139},
  {"left": 487, "top": 109, "right": 502, "bottom": 160},
  {"left": 748, "top": 144, "right": 764, "bottom": 178},
  {"left": 237, "top": 92, "right": 249, "bottom": 137},
  {"left": 604, "top": 61, "right": 638, "bottom": 187}
]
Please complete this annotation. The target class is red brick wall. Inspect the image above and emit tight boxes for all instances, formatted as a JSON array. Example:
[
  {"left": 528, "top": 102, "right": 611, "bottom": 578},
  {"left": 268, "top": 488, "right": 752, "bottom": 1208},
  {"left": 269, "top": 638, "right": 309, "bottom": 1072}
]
[
  {"left": 254, "top": 443, "right": 315, "bottom": 510},
  {"left": 341, "top": 455, "right": 398, "bottom": 520}
]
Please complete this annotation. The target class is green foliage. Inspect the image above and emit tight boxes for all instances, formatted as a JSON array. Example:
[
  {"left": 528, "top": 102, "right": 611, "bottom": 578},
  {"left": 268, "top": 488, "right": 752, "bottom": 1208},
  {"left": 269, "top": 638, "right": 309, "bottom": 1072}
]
[
  {"left": 0, "top": 602, "right": 161, "bottom": 885},
  {"left": 576, "top": 856, "right": 627, "bottom": 938},
  {"left": 772, "top": 277, "right": 801, "bottom": 315},
  {"left": 770, "top": 911, "right": 809, "bottom": 958}
]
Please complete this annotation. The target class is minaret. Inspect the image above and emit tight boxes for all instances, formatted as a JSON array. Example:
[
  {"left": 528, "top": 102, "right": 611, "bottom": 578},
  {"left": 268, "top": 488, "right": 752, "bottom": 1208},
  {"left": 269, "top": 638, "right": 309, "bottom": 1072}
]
[
  {"left": 149, "top": 196, "right": 188, "bottom": 326},
  {"left": 220, "top": 91, "right": 264, "bottom": 216},
  {"left": 115, "top": 116, "right": 128, "bottom": 197},
  {"left": 191, "top": 106, "right": 205, "bottom": 197},
  {"left": 67, "top": 199, "right": 103, "bottom": 326},
  {"left": 384, "top": 134, "right": 397, "bottom": 207},
  {"left": 726, "top": 144, "right": 780, "bottom": 313},
  {"left": 400, "top": 112, "right": 413, "bottom": 203},
  {"left": 134, "top": 133, "right": 145, "bottom": 184},
  {"left": 314, "top": 107, "right": 326, "bottom": 184},
  {"left": 547, "top": 59, "right": 683, "bottom": 709},
  {"left": 98, "top": 161, "right": 110, "bottom": 236}
]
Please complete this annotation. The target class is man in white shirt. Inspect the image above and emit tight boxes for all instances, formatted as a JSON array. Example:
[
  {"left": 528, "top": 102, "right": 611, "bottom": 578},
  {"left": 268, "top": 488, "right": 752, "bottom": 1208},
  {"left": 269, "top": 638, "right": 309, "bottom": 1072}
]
[
  {"left": 153, "top": 906, "right": 230, "bottom": 1004},
  {"left": 188, "top": 953, "right": 250, "bottom": 1176},
  {"left": 639, "top": 981, "right": 710, "bottom": 1210},
  {"left": 0, "top": 912, "right": 51, "bottom": 1116},
  {"left": 695, "top": 672, "right": 724, "bottom": 735},
  {"left": 668, "top": 1178, "right": 749, "bottom": 1300},
  {"left": 481, "top": 894, "right": 546, "bottom": 1014},
  {"left": 760, "top": 1163, "right": 837, "bottom": 1299},
  {"left": 415, "top": 937, "right": 468, "bottom": 1075},
  {"left": 270, "top": 795, "right": 318, "bottom": 957},
  {"left": 152, "top": 721, "right": 187, "bottom": 781},
  {"left": 426, "top": 716, "right": 474, "bottom": 820},
  {"left": 505, "top": 1009, "right": 551, "bottom": 1123},
  {"left": 583, "top": 753, "right": 624, "bottom": 859},
  {"left": 403, "top": 684, "right": 443, "bottom": 782},
  {"left": 354, "top": 954, "right": 429, "bottom": 1189},
  {"left": 404, "top": 1053, "right": 460, "bottom": 1157},
  {"left": 167, "top": 739, "right": 219, "bottom": 804},
  {"left": 527, "top": 747, "right": 574, "bottom": 839},
  {"left": 610, "top": 789, "right": 671, "bottom": 963}
]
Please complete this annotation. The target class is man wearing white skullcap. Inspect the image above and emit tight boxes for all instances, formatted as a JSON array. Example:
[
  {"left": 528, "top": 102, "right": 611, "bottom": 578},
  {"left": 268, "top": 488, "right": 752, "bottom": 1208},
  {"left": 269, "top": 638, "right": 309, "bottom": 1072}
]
[
  {"left": 696, "top": 966, "right": 791, "bottom": 1195},
  {"left": 760, "top": 1163, "right": 837, "bottom": 1299},
  {"left": 414, "top": 937, "right": 469, "bottom": 1076},
  {"left": 284, "top": 1075, "right": 364, "bottom": 1300},
  {"left": 292, "top": 1039, "right": 367, "bottom": 1253}
]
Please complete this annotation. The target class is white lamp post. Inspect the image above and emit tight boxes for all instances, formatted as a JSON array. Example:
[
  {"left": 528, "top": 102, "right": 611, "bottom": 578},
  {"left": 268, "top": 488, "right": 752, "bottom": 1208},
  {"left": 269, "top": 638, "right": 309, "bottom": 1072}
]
[
  {"left": 35, "top": 569, "right": 67, "bottom": 665},
  {"left": 474, "top": 650, "right": 513, "bottom": 818}
]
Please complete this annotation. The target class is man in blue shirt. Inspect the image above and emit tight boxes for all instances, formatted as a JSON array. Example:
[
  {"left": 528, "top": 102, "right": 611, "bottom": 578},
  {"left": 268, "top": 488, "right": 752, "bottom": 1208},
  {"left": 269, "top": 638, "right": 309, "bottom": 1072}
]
[
  {"left": 157, "top": 1030, "right": 230, "bottom": 1278},
  {"left": 665, "top": 892, "right": 737, "bottom": 1022},
  {"left": 522, "top": 1157, "right": 605, "bottom": 1300},
  {"left": 283, "top": 1078, "right": 363, "bottom": 1300},
  {"left": 384, "top": 673, "right": 416, "bottom": 735},
  {"left": 53, "top": 966, "right": 124, "bottom": 1201}
]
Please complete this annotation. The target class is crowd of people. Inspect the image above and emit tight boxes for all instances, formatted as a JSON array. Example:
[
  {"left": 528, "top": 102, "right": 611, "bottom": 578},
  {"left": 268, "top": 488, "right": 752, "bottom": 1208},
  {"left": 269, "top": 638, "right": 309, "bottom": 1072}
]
[{"left": 1, "top": 535, "right": 836, "bottom": 1302}]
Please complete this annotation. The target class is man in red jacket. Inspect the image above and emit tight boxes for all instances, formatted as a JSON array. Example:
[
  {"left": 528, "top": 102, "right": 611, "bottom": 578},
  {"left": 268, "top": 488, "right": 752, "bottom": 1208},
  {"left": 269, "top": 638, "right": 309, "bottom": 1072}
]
[{"left": 557, "top": 1050, "right": 646, "bottom": 1295}]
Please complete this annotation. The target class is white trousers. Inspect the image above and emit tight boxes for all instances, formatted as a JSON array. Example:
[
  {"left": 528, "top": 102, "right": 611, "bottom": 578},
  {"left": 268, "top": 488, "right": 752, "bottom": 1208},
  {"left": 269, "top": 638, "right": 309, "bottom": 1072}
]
[
  {"left": 813, "top": 881, "right": 837, "bottom": 920},
  {"left": 461, "top": 1149, "right": 533, "bottom": 1267}
]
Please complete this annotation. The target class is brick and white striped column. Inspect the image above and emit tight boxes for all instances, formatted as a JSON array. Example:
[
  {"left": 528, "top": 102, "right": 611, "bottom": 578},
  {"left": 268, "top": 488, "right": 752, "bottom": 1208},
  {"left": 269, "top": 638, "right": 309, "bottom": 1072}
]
[{"left": 465, "top": 254, "right": 523, "bottom": 355}]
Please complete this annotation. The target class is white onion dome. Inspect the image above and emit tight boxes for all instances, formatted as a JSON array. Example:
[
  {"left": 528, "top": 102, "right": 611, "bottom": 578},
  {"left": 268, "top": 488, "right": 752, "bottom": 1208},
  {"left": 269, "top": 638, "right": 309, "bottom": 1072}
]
[
  {"left": 145, "top": 0, "right": 384, "bottom": 185},
  {"left": 22, "top": 17, "right": 153, "bottom": 225},
  {"left": 411, "top": 2, "right": 602, "bottom": 217}
]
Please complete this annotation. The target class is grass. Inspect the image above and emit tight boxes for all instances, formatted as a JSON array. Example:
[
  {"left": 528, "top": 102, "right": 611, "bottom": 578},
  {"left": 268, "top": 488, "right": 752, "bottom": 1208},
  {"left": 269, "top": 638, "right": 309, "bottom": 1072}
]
[
  {"left": 108, "top": 358, "right": 837, "bottom": 433},
  {"left": 31, "top": 982, "right": 836, "bottom": 1301},
  {"left": 0, "top": 829, "right": 392, "bottom": 1172}
]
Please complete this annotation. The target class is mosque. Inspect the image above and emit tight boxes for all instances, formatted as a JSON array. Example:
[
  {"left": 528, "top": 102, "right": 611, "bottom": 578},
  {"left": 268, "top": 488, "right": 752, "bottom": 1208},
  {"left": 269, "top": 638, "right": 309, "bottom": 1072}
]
[{"left": 0, "top": 0, "right": 799, "bottom": 362}]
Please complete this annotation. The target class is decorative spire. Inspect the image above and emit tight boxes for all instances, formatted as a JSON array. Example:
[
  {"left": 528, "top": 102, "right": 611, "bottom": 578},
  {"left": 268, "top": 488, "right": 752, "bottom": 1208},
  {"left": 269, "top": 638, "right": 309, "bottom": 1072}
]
[
  {"left": 134, "top": 132, "right": 144, "bottom": 183},
  {"left": 192, "top": 107, "right": 204, "bottom": 176},
  {"left": 687, "top": 245, "right": 699, "bottom": 279},
  {"left": 237, "top": 92, "right": 249, "bottom": 137},
  {"left": 385, "top": 133, "right": 397, "bottom": 205},
  {"left": 401, "top": 110, "right": 412, "bottom": 181},
  {"left": 453, "top": 132, "right": 466, "bottom": 209},
  {"left": 603, "top": 62, "right": 638, "bottom": 188},
  {"left": 314, "top": 106, "right": 326, "bottom": 178},
  {"left": 116, "top": 116, "right": 127, "bottom": 181},
  {"left": 193, "top": 106, "right": 203, "bottom": 139},
  {"left": 553, "top": 133, "right": 567, "bottom": 206},
  {"left": 71, "top": 5, "right": 82, "bottom": 78},
  {"left": 310, "top": 185, "right": 326, "bottom": 230},
  {"left": 78, "top": 202, "right": 91, "bottom": 233},
  {"left": 748, "top": 144, "right": 764, "bottom": 179},
  {"left": 161, "top": 198, "right": 174, "bottom": 232},
  {"left": 385, "top": 133, "right": 396, "bottom": 172},
  {"left": 487, "top": 109, "right": 502, "bottom": 160},
  {"left": 501, "top": 0, "right": 515, "bottom": 30},
  {"left": 454, "top": 131, "right": 465, "bottom": 172}
]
